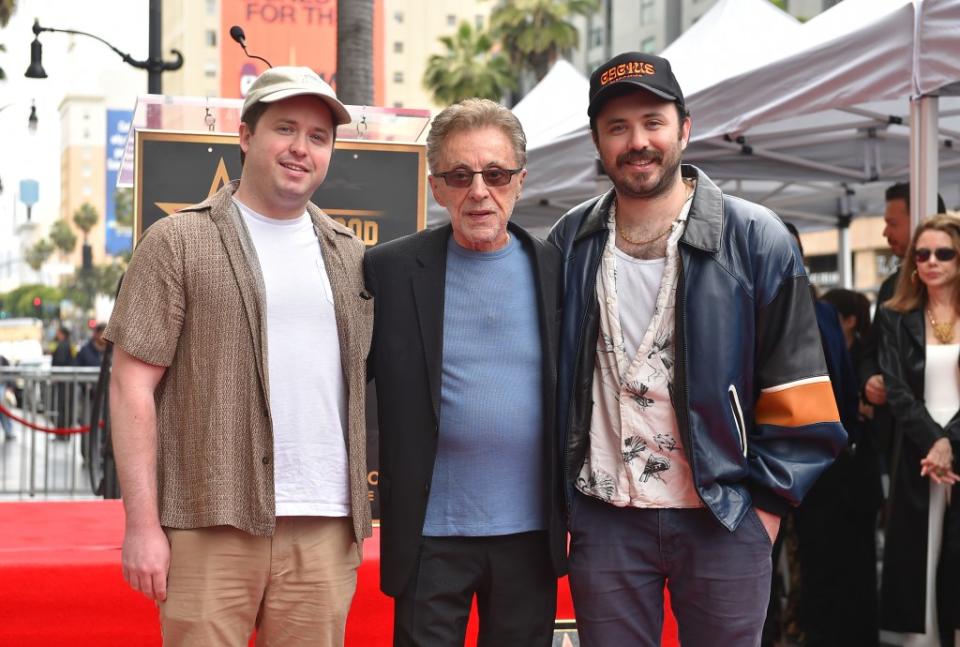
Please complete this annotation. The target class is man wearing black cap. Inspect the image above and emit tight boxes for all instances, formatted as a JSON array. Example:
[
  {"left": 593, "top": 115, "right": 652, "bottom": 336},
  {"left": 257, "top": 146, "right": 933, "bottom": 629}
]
[
  {"left": 106, "top": 67, "right": 372, "bottom": 645},
  {"left": 549, "top": 52, "right": 847, "bottom": 645}
]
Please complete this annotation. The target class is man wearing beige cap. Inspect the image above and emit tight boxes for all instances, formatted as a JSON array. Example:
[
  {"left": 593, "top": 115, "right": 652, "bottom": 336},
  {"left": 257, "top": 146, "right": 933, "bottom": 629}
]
[{"left": 105, "top": 66, "right": 373, "bottom": 646}]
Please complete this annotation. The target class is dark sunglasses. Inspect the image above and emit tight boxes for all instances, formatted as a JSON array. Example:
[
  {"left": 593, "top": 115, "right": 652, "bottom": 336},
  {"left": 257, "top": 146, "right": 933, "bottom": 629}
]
[
  {"left": 914, "top": 247, "right": 958, "bottom": 262},
  {"left": 434, "top": 167, "right": 523, "bottom": 188}
]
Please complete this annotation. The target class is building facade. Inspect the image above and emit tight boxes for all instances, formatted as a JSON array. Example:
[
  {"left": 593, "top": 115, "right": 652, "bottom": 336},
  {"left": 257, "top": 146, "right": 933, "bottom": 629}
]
[
  {"left": 58, "top": 95, "right": 108, "bottom": 271},
  {"left": 383, "top": 0, "right": 493, "bottom": 112}
]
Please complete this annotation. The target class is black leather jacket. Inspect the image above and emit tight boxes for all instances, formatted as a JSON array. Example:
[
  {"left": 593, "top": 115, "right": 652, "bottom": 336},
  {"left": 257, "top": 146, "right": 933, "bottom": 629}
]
[
  {"left": 548, "top": 165, "right": 847, "bottom": 531},
  {"left": 875, "top": 305, "right": 960, "bottom": 630}
]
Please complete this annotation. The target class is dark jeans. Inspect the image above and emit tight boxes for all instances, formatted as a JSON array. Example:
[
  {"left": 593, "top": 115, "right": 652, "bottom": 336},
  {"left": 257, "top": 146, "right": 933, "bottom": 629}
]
[
  {"left": 569, "top": 492, "right": 773, "bottom": 647},
  {"left": 393, "top": 531, "right": 556, "bottom": 647}
]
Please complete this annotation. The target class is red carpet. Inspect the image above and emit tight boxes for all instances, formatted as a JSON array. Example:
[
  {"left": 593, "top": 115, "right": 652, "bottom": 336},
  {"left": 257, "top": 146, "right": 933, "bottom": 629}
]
[{"left": 0, "top": 501, "right": 679, "bottom": 645}]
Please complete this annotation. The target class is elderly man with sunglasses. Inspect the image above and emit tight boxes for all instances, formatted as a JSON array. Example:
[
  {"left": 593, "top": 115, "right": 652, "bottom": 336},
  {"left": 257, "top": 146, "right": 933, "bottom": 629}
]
[{"left": 364, "top": 98, "right": 567, "bottom": 647}]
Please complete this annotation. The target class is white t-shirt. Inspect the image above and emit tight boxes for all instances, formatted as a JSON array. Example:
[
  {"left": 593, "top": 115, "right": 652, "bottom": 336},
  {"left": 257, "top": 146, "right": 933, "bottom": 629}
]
[
  {"left": 613, "top": 250, "right": 665, "bottom": 362},
  {"left": 234, "top": 198, "right": 350, "bottom": 517}
]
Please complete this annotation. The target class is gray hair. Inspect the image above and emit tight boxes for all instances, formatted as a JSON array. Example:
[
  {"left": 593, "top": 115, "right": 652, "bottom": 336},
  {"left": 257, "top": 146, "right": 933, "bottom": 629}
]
[{"left": 426, "top": 98, "right": 527, "bottom": 174}]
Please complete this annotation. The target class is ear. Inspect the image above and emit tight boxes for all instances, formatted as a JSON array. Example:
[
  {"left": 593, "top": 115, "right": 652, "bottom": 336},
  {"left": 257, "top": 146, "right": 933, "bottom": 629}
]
[
  {"left": 239, "top": 122, "right": 252, "bottom": 154},
  {"left": 428, "top": 175, "right": 446, "bottom": 207},
  {"left": 680, "top": 116, "right": 692, "bottom": 150}
]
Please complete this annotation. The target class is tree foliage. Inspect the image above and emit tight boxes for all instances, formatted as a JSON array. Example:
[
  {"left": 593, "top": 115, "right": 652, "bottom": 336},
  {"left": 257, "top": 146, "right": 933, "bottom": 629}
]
[
  {"left": 0, "top": 0, "right": 15, "bottom": 26},
  {"left": 61, "top": 260, "right": 126, "bottom": 309},
  {"left": 490, "top": 0, "right": 598, "bottom": 83},
  {"left": 1, "top": 284, "right": 63, "bottom": 319},
  {"left": 24, "top": 239, "right": 54, "bottom": 272},
  {"left": 115, "top": 188, "right": 133, "bottom": 228},
  {"left": 49, "top": 219, "right": 78, "bottom": 255},
  {"left": 0, "top": 0, "right": 17, "bottom": 81},
  {"left": 72, "top": 202, "right": 99, "bottom": 240},
  {"left": 423, "top": 21, "right": 515, "bottom": 106}
]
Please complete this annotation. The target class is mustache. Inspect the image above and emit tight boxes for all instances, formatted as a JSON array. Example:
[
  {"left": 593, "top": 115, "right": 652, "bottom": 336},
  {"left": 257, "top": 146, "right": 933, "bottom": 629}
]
[{"left": 617, "top": 148, "right": 663, "bottom": 166}]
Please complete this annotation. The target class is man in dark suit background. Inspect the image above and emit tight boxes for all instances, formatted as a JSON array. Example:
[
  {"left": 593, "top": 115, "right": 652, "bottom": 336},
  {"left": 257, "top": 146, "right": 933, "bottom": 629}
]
[{"left": 364, "top": 98, "right": 566, "bottom": 647}]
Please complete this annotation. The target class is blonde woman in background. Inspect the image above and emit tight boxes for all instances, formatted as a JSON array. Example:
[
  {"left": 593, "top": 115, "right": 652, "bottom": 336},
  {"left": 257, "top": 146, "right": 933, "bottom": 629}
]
[{"left": 878, "top": 213, "right": 960, "bottom": 646}]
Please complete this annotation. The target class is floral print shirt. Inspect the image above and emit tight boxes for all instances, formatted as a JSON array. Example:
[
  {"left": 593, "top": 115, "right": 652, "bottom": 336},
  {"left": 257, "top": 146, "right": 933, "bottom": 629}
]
[{"left": 575, "top": 194, "right": 703, "bottom": 508}]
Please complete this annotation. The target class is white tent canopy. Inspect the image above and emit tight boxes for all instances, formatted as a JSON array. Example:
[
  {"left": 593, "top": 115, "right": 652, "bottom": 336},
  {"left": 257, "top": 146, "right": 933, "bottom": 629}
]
[
  {"left": 659, "top": 0, "right": 802, "bottom": 97},
  {"left": 512, "top": 59, "right": 590, "bottom": 151},
  {"left": 685, "top": 0, "right": 960, "bottom": 237}
]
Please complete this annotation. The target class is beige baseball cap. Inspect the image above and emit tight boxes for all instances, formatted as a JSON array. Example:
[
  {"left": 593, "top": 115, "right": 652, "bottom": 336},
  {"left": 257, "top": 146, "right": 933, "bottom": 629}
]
[{"left": 241, "top": 66, "right": 352, "bottom": 126}]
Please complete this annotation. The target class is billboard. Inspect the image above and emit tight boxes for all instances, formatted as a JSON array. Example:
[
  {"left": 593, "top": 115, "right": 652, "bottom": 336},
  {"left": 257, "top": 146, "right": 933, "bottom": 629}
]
[
  {"left": 105, "top": 109, "right": 134, "bottom": 255},
  {"left": 221, "top": 0, "right": 384, "bottom": 104}
]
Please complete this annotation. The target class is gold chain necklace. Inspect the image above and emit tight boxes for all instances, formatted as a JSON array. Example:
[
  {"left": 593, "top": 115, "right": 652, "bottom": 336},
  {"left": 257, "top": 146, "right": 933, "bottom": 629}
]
[
  {"left": 616, "top": 220, "right": 674, "bottom": 246},
  {"left": 927, "top": 309, "right": 956, "bottom": 344},
  {"left": 615, "top": 182, "right": 694, "bottom": 246}
]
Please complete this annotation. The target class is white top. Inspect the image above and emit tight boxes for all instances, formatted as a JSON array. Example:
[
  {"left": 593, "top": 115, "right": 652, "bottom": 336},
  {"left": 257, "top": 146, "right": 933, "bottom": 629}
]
[
  {"left": 924, "top": 343, "right": 960, "bottom": 428},
  {"left": 234, "top": 198, "right": 350, "bottom": 517},
  {"left": 613, "top": 250, "right": 665, "bottom": 362}
]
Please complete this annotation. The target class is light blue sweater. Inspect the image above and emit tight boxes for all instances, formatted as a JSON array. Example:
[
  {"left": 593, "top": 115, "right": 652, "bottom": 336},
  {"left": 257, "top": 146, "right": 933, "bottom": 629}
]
[{"left": 422, "top": 235, "right": 546, "bottom": 536}]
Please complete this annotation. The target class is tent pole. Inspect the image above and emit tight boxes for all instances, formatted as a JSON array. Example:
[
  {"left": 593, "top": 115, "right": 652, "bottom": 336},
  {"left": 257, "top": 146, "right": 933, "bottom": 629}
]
[
  {"left": 838, "top": 187, "right": 853, "bottom": 290},
  {"left": 909, "top": 95, "right": 939, "bottom": 229},
  {"left": 838, "top": 225, "right": 853, "bottom": 289}
]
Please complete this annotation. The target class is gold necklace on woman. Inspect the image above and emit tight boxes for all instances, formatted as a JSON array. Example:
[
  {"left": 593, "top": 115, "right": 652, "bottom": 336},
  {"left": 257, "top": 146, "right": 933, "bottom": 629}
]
[{"left": 927, "top": 309, "right": 956, "bottom": 344}]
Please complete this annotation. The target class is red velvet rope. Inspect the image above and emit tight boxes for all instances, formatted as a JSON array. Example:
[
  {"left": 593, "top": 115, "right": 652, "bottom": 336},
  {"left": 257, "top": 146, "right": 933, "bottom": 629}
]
[{"left": 0, "top": 403, "right": 102, "bottom": 436}]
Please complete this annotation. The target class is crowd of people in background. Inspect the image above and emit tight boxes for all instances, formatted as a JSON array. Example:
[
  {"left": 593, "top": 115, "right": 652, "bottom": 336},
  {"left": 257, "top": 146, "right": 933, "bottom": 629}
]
[
  {"left": 761, "top": 182, "right": 960, "bottom": 647},
  {"left": 0, "top": 322, "right": 107, "bottom": 443}
]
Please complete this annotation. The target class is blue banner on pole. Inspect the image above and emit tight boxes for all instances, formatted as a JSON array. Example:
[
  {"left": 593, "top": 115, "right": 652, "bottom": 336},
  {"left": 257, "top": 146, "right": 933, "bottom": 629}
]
[{"left": 105, "top": 110, "right": 133, "bottom": 255}]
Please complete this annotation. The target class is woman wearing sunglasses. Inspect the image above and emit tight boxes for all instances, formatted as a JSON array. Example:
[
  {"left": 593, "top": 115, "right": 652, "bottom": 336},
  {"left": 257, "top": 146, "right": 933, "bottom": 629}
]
[{"left": 877, "top": 213, "right": 960, "bottom": 646}]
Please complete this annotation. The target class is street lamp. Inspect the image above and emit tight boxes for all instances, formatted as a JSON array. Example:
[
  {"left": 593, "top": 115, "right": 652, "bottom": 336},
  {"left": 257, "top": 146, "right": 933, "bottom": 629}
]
[
  {"left": 28, "top": 102, "right": 38, "bottom": 133},
  {"left": 0, "top": 101, "right": 36, "bottom": 134},
  {"left": 24, "top": 0, "right": 183, "bottom": 94}
]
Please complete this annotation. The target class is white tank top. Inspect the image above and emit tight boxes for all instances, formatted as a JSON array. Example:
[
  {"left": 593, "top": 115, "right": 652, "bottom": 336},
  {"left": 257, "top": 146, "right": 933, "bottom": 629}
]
[{"left": 924, "top": 343, "right": 960, "bottom": 427}]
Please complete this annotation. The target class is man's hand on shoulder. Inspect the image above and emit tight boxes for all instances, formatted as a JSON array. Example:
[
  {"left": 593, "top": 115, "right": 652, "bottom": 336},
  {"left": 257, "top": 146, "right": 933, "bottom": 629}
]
[{"left": 122, "top": 523, "right": 170, "bottom": 601}]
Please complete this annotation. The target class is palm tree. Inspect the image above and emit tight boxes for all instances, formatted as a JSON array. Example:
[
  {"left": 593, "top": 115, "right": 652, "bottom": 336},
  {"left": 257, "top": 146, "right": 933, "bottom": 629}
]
[
  {"left": 423, "top": 21, "right": 515, "bottom": 107},
  {"left": 73, "top": 203, "right": 99, "bottom": 244},
  {"left": 0, "top": 0, "right": 17, "bottom": 81},
  {"left": 73, "top": 203, "right": 99, "bottom": 271},
  {"left": 336, "top": 0, "right": 373, "bottom": 106},
  {"left": 24, "top": 238, "right": 54, "bottom": 272},
  {"left": 490, "top": 0, "right": 598, "bottom": 83},
  {"left": 49, "top": 219, "right": 78, "bottom": 258}
]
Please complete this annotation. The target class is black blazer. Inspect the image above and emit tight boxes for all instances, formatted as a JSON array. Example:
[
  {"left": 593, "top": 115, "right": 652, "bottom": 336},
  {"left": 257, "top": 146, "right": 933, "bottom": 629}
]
[
  {"left": 876, "top": 306, "right": 960, "bottom": 632},
  {"left": 364, "top": 222, "right": 567, "bottom": 597}
]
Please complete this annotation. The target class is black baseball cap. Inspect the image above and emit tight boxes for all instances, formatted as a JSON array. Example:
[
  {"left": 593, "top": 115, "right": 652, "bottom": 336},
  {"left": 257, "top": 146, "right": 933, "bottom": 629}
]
[{"left": 588, "top": 52, "right": 686, "bottom": 119}]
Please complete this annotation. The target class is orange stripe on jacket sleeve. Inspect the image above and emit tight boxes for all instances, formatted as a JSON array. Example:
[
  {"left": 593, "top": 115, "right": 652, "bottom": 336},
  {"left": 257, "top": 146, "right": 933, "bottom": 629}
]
[{"left": 755, "top": 380, "right": 840, "bottom": 427}]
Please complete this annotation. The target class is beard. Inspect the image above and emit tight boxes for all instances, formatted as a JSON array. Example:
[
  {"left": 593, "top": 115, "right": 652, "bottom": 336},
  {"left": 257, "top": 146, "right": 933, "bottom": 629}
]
[{"left": 607, "top": 138, "right": 683, "bottom": 200}]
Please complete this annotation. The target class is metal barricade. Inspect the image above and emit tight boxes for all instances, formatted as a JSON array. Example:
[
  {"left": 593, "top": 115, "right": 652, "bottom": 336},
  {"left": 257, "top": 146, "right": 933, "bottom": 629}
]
[{"left": 0, "top": 366, "right": 105, "bottom": 499}]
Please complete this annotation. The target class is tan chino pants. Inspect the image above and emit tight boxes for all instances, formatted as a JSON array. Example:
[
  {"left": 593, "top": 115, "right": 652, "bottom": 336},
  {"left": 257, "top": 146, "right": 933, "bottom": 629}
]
[{"left": 159, "top": 516, "right": 361, "bottom": 647}]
